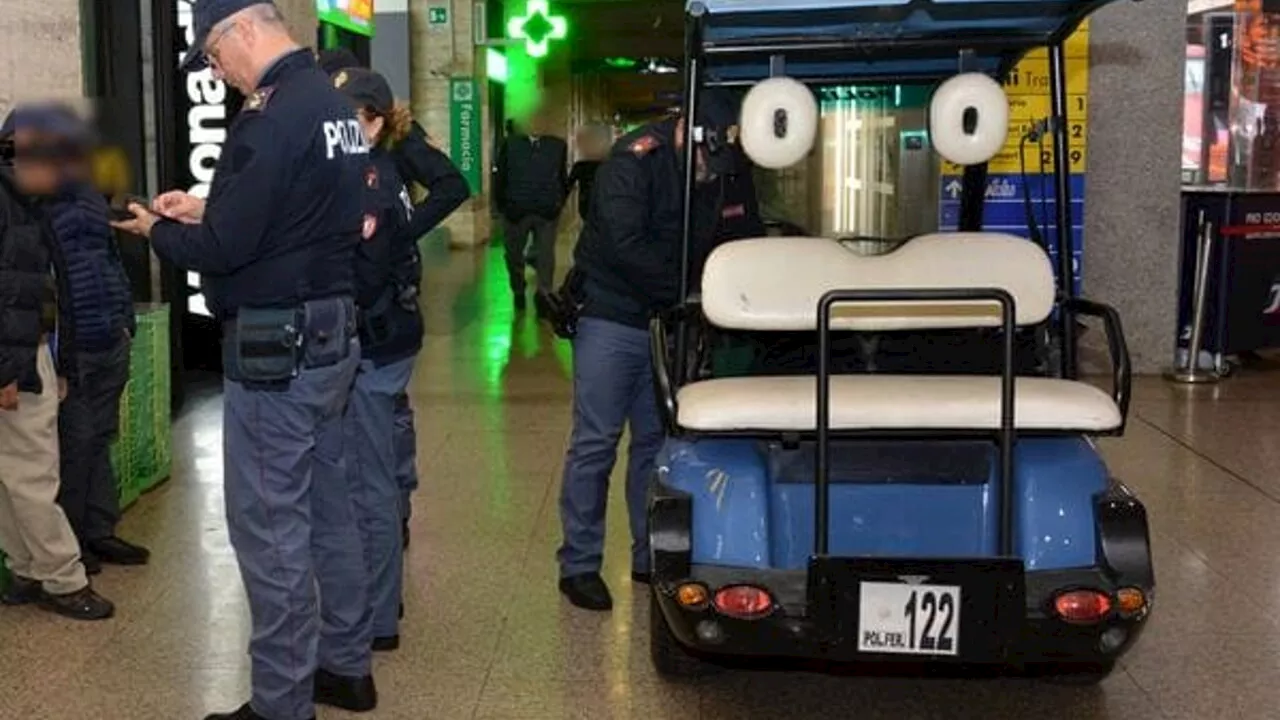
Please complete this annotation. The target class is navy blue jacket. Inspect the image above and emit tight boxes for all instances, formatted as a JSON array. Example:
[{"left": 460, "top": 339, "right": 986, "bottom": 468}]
[
  {"left": 392, "top": 121, "right": 469, "bottom": 246},
  {"left": 355, "top": 149, "right": 423, "bottom": 366},
  {"left": 151, "top": 50, "right": 367, "bottom": 319},
  {"left": 495, "top": 134, "right": 568, "bottom": 221},
  {"left": 574, "top": 119, "right": 765, "bottom": 329},
  {"left": 47, "top": 183, "right": 135, "bottom": 352},
  {"left": 0, "top": 167, "right": 79, "bottom": 391}
]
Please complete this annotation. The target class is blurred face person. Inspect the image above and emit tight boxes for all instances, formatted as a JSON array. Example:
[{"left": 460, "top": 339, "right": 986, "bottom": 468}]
[{"left": 11, "top": 130, "right": 65, "bottom": 196}]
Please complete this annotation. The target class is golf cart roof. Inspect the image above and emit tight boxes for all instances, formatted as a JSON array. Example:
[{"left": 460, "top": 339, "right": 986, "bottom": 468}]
[{"left": 689, "top": 0, "right": 1117, "bottom": 85}]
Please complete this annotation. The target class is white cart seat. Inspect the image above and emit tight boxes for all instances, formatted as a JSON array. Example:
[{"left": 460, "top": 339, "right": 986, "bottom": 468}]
[{"left": 676, "top": 375, "right": 1122, "bottom": 433}]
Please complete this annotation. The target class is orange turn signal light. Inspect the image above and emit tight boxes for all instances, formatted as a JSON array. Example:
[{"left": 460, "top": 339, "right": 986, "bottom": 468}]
[
  {"left": 1053, "top": 589, "right": 1112, "bottom": 624},
  {"left": 1116, "top": 587, "right": 1147, "bottom": 615},
  {"left": 676, "top": 583, "right": 709, "bottom": 609},
  {"left": 713, "top": 585, "right": 774, "bottom": 619}
]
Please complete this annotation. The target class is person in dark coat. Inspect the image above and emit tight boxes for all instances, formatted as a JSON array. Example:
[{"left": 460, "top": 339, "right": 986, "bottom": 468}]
[
  {"left": 565, "top": 123, "right": 610, "bottom": 223},
  {"left": 0, "top": 104, "right": 115, "bottom": 622},
  {"left": 494, "top": 113, "right": 568, "bottom": 313},
  {"left": 38, "top": 107, "right": 150, "bottom": 574}
]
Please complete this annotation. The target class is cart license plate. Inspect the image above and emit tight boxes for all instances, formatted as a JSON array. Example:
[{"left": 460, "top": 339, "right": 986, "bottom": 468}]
[{"left": 857, "top": 581, "right": 961, "bottom": 656}]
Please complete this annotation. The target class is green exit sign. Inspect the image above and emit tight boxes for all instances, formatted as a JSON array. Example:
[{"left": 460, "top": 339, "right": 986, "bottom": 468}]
[{"left": 428, "top": 6, "right": 449, "bottom": 25}]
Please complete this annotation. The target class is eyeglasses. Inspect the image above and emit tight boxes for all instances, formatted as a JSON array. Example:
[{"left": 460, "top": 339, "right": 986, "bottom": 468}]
[{"left": 204, "top": 21, "right": 237, "bottom": 72}]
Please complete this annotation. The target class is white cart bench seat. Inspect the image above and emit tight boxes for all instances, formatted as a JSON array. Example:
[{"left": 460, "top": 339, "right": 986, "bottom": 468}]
[{"left": 676, "top": 375, "right": 1123, "bottom": 433}]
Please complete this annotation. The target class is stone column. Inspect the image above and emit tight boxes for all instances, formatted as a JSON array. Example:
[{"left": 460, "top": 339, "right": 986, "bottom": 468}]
[
  {"left": 1081, "top": 1, "right": 1184, "bottom": 372},
  {"left": 0, "top": 0, "right": 83, "bottom": 117},
  {"left": 412, "top": 0, "right": 490, "bottom": 248}
]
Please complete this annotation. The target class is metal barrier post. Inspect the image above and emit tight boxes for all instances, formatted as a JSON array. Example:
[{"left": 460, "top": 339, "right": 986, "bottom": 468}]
[{"left": 1165, "top": 211, "right": 1221, "bottom": 384}]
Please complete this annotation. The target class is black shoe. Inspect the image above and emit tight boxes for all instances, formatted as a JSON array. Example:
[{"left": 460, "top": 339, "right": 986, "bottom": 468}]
[
  {"left": 372, "top": 635, "right": 400, "bottom": 652},
  {"left": 631, "top": 571, "right": 652, "bottom": 585},
  {"left": 204, "top": 704, "right": 301, "bottom": 720},
  {"left": 314, "top": 668, "right": 377, "bottom": 713},
  {"left": 81, "top": 550, "right": 102, "bottom": 576},
  {"left": 38, "top": 585, "right": 114, "bottom": 621},
  {"left": 558, "top": 573, "right": 613, "bottom": 611},
  {"left": 399, "top": 602, "right": 405, "bottom": 620},
  {"left": 87, "top": 536, "right": 150, "bottom": 566},
  {"left": 402, "top": 519, "right": 410, "bottom": 550},
  {"left": 1, "top": 576, "right": 41, "bottom": 606}
]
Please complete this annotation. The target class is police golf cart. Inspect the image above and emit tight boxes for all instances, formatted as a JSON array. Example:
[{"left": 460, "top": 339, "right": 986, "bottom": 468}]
[{"left": 647, "top": 0, "right": 1153, "bottom": 683}]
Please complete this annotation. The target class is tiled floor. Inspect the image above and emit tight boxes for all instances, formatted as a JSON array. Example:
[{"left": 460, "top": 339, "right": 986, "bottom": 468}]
[{"left": 3, "top": 237, "right": 1278, "bottom": 719}]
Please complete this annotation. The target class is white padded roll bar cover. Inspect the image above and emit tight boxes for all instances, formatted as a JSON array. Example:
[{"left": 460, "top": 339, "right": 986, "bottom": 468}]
[
  {"left": 740, "top": 77, "right": 819, "bottom": 169},
  {"left": 701, "top": 233, "right": 1056, "bottom": 332},
  {"left": 930, "top": 73, "right": 1010, "bottom": 167}
]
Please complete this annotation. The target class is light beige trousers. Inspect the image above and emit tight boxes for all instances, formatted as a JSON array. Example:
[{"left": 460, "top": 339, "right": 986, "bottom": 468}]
[{"left": 0, "top": 344, "right": 88, "bottom": 595}]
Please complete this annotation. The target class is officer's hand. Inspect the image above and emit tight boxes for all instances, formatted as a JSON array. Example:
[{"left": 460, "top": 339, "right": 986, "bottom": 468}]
[
  {"left": 153, "top": 191, "right": 205, "bottom": 224},
  {"left": 0, "top": 382, "right": 18, "bottom": 411},
  {"left": 110, "top": 203, "right": 160, "bottom": 238}
]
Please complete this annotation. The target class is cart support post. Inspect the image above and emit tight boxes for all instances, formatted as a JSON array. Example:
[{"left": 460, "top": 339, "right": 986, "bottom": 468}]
[
  {"left": 675, "top": 4, "right": 705, "bottom": 383},
  {"left": 1049, "top": 42, "right": 1077, "bottom": 379}
]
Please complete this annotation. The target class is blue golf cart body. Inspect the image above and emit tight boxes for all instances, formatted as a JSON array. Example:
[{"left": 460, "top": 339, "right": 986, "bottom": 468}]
[{"left": 646, "top": 0, "right": 1153, "bottom": 681}]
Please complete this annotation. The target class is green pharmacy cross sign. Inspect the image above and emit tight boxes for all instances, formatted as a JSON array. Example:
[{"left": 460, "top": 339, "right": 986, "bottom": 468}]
[{"left": 507, "top": 0, "right": 567, "bottom": 58}]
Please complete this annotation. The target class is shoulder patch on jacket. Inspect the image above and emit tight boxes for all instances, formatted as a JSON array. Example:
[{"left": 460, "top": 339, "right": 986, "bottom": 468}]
[
  {"left": 629, "top": 135, "right": 661, "bottom": 158},
  {"left": 243, "top": 86, "right": 277, "bottom": 113}
]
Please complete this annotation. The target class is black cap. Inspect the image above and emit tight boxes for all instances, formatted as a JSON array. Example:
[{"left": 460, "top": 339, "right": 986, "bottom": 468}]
[
  {"left": 180, "top": 0, "right": 276, "bottom": 72},
  {"left": 318, "top": 47, "right": 363, "bottom": 75},
  {"left": 694, "top": 88, "right": 740, "bottom": 134},
  {"left": 332, "top": 67, "right": 394, "bottom": 115}
]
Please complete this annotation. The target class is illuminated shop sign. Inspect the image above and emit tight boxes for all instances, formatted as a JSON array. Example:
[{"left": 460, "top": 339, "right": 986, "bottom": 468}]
[
  {"left": 176, "top": 0, "right": 227, "bottom": 317},
  {"left": 317, "top": 0, "right": 376, "bottom": 37}
]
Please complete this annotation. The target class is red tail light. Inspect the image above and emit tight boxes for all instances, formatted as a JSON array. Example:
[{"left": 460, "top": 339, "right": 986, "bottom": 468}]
[
  {"left": 1053, "top": 590, "right": 1112, "bottom": 624},
  {"left": 713, "top": 585, "right": 774, "bottom": 619}
]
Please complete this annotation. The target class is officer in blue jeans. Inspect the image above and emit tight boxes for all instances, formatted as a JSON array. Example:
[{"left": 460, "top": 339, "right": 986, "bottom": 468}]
[
  {"left": 556, "top": 91, "right": 764, "bottom": 611},
  {"left": 112, "top": 2, "right": 376, "bottom": 719}
]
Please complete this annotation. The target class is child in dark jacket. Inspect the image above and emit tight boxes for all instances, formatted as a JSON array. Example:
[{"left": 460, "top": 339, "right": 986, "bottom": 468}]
[{"left": 48, "top": 150, "right": 150, "bottom": 573}]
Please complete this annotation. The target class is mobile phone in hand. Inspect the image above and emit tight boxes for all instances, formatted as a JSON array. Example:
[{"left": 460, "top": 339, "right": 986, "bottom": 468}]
[{"left": 110, "top": 194, "right": 181, "bottom": 224}]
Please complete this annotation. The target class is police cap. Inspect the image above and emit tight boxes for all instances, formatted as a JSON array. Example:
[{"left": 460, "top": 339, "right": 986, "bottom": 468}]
[
  {"left": 332, "top": 68, "right": 395, "bottom": 116},
  {"left": 318, "top": 47, "right": 363, "bottom": 76},
  {"left": 695, "top": 88, "right": 740, "bottom": 136},
  {"left": 180, "top": 0, "right": 278, "bottom": 72}
]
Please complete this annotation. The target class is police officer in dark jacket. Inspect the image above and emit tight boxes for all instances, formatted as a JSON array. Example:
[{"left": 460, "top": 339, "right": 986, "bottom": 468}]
[
  {"left": 332, "top": 67, "right": 424, "bottom": 653},
  {"left": 556, "top": 92, "right": 764, "bottom": 611},
  {"left": 112, "top": 3, "right": 376, "bottom": 719},
  {"left": 318, "top": 47, "right": 469, "bottom": 547}
]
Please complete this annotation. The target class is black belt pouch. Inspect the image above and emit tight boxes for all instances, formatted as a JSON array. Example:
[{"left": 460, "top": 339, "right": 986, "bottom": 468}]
[
  {"left": 224, "top": 307, "right": 302, "bottom": 384},
  {"left": 301, "top": 296, "right": 356, "bottom": 369}
]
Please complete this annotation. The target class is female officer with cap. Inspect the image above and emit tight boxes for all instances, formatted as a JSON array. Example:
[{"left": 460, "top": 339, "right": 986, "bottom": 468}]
[{"left": 331, "top": 66, "right": 424, "bottom": 653}]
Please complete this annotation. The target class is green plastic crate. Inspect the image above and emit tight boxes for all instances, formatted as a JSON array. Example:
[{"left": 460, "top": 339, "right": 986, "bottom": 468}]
[{"left": 111, "top": 304, "right": 173, "bottom": 509}]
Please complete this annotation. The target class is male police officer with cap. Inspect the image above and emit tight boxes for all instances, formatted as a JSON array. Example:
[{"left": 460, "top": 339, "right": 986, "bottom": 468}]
[
  {"left": 555, "top": 90, "right": 764, "bottom": 611},
  {"left": 111, "top": 2, "right": 376, "bottom": 719}
]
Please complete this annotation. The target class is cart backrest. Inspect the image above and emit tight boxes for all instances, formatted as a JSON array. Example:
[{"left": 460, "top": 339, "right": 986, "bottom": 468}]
[{"left": 700, "top": 233, "right": 1055, "bottom": 332}]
